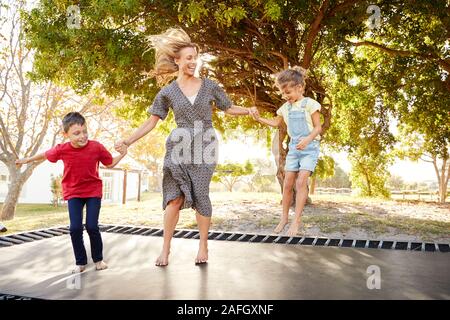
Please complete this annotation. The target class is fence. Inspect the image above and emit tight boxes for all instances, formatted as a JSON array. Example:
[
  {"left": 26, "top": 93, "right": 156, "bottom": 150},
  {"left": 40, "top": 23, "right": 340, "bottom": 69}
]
[
  {"left": 390, "top": 190, "right": 440, "bottom": 201},
  {"left": 314, "top": 187, "right": 352, "bottom": 195},
  {"left": 314, "top": 187, "right": 445, "bottom": 202}
]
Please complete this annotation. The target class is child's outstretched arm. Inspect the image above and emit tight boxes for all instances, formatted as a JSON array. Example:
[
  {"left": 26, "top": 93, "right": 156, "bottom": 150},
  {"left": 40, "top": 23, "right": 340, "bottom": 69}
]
[
  {"left": 224, "top": 105, "right": 252, "bottom": 116},
  {"left": 105, "top": 147, "right": 127, "bottom": 169},
  {"left": 250, "top": 107, "right": 283, "bottom": 128},
  {"left": 15, "top": 152, "right": 46, "bottom": 166},
  {"left": 257, "top": 116, "right": 283, "bottom": 128}
]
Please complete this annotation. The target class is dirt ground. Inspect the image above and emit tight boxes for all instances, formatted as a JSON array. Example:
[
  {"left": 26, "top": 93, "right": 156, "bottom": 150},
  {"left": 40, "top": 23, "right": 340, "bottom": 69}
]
[{"left": 205, "top": 193, "right": 450, "bottom": 243}]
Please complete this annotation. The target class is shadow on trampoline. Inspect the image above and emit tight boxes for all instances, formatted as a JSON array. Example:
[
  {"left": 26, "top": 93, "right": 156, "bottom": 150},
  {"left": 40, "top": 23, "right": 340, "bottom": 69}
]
[{"left": 0, "top": 225, "right": 449, "bottom": 300}]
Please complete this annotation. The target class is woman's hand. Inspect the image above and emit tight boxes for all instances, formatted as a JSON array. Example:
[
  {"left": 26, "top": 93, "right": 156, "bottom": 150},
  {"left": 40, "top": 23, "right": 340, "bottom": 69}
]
[{"left": 249, "top": 107, "right": 260, "bottom": 120}]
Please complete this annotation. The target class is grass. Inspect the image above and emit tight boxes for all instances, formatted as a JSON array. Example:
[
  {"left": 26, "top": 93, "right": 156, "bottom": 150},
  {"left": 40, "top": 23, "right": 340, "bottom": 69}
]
[
  {"left": 2, "top": 204, "right": 69, "bottom": 235},
  {"left": 303, "top": 211, "right": 450, "bottom": 241}
]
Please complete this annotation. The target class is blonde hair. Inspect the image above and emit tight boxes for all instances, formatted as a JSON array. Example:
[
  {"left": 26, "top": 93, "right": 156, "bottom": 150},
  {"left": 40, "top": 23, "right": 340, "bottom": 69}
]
[
  {"left": 144, "top": 28, "right": 199, "bottom": 85},
  {"left": 275, "top": 66, "right": 308, "bottom": 89}
]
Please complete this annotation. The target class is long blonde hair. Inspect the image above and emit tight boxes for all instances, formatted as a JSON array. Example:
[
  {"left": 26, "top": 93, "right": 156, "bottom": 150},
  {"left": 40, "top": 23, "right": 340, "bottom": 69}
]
[{"left": 145, "top": 28, "right": 199, "bottom": 85}]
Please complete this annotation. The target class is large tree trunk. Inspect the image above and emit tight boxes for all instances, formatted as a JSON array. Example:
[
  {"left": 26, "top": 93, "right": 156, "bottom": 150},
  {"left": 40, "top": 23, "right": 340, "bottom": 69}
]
[
  {"left": 440, "top": 181, "right": 448, "bottom": 203},
  {"left": 364, "top": 170, "right": 372, "bottom": 196},
  {"left": 1, "top": 178, "right": 26, "bottom": 220},
  {"left": 435, "top": 158, "right": 449, "bottom": 203},
  {"left": 0, "top": 161, "right": 38, "bottom": 220},
  {"left": 272, "top": 124, "right": 288, "bottom": 194}
]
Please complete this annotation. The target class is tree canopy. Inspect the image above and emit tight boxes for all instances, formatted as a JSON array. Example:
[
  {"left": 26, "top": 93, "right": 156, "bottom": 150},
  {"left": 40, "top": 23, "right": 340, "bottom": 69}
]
[{"left": 21, "top": 0, "right": 449, "bottom": 200}]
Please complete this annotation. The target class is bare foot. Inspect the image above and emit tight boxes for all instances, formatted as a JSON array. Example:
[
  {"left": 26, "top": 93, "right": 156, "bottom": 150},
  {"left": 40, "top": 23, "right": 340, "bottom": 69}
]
[
  {"left": 195, "top": 245, "right": 208, "bottom": 265},
  {"left": 274, "top": 220, "right": 288, "bottom": 233},
  {"left": 71, "top": 265, "right": 86, "bottom": 274},
  {"left": 155, "top": 250, "right": 170, "bottom": 267},
  {"left": 287, "top": 220, "right": 302, "bottom": 237},
  {"left": 95, "top": 261, "right": 108, "bottom": 271}
]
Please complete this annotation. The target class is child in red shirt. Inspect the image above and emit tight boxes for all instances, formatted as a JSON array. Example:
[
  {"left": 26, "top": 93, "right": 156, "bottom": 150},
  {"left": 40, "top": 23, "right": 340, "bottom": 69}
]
[{"left": 16, "top": 112, "right": 127, "bottom": 273}]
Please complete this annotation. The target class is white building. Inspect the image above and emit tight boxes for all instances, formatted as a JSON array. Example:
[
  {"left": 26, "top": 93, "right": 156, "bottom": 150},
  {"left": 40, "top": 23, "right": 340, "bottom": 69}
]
[{"left": 0, "top": 159, "right": 149, "bottom": 205}]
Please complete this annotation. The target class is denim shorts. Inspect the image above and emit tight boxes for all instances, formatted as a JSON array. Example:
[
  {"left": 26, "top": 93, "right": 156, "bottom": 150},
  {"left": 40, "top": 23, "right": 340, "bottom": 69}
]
[{"left": 285, "top": 139, "right": 320, "bottom": 172}]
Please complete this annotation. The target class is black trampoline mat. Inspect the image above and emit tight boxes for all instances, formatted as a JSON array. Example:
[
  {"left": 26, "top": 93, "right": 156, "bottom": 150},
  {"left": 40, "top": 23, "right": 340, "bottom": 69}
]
[{"left": 0, "top": 232, "right": 449, "bottom": 300}]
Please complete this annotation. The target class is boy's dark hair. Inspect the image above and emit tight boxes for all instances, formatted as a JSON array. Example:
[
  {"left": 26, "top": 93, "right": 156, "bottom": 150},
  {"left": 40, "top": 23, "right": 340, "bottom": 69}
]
[{"left": 62, "top": 112, "right": 86, "bottom": 133}]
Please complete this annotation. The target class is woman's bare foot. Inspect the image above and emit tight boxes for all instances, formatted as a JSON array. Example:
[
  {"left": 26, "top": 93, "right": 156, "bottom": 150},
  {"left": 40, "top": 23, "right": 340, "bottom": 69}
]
[
  {"left": 195, "top": 245, "right": 208, "bottom": 265},
  {"left": 95, "top": 261, "right": 108, "bottom": 271},
  {"left": 287, "top": 220, "right": 302, "bottom": 237},
  {"left": 155, "top": 250, "right": 170, "bottom": 267},
  {"left": 274, "top": 219, "right": 288, "bottom": 233},
  {"left": 71, "top": 265, "right": 86, "bottom": 274}
]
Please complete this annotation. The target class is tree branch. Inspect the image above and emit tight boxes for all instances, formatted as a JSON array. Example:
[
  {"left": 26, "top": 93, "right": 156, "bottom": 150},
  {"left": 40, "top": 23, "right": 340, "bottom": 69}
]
[
  {"left": 302, "top": 0, "right": 330, "bottom": 69},
  {"left": 346, "top": 40, "right": 450, "bottom": 73},
  {"left": 326, "top": 0, "right": 362, "bottom": 18},
  {"left": 269, "top": 51, "right": 288, "bottom": 69}
]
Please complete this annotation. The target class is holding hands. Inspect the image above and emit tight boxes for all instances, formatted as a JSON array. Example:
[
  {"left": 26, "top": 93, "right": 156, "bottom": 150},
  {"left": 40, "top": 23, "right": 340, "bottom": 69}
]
[
  {"left": 115, "top": 140, "right": 129, "bottom": 155},
  {"left": 15, "top": 158, "right": 29, "bottom": 167},
  {"left": 249, "top": 107, "right": 260, "bottom": 121}
]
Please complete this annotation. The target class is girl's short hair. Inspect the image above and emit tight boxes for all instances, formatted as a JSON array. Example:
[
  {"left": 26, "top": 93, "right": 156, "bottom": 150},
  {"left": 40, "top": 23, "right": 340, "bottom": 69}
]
[
  {"left": 275, "top": 66, "right": 308, "bottom": 89},
  {"left": 62, "top": 112, "right": 85, "bottom": 133}
]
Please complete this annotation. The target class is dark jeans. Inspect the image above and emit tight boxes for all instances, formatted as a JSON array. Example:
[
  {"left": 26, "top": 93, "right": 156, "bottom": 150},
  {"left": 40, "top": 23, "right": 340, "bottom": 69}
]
[{"left": 67, "top": 197, "right": 103, "bottom": 265}]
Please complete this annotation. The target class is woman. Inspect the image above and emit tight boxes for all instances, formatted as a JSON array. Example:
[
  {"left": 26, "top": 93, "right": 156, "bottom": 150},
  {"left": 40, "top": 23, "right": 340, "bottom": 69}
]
[{"left": 115, "top": 28, "right": 254, "bottom": 266}]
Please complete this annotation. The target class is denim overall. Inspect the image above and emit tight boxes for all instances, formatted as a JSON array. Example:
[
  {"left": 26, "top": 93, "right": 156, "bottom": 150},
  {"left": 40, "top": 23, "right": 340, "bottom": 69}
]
[{"left": 285, "top": 98, "right": 320, "bottom": 172}]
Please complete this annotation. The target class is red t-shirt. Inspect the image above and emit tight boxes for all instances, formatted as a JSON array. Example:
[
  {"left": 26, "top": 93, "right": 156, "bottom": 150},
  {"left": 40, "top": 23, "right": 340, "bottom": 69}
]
[{"left": 45, "top": 140, "right": 113, "bottom": 200}]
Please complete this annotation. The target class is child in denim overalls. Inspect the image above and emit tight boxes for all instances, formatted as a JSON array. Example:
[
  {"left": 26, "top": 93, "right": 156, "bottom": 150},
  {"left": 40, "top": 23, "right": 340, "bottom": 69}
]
[{"left": 251, "top": 67, "right": 322, "bottom": 236}]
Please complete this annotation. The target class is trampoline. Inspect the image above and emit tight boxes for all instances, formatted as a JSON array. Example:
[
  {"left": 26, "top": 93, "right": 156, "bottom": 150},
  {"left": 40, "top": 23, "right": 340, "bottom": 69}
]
[{"left": 0, "top": 224, "right": 449, "bottom": 300}]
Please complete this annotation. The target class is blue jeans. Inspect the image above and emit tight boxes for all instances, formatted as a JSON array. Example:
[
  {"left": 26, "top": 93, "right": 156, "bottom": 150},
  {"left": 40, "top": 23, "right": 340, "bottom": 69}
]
[{"left": 67, "top": 198, "right": 103, "bottom": 265}]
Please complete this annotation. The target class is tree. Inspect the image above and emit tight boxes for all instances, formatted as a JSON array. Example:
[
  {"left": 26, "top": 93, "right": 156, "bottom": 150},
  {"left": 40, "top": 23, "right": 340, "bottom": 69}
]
[
  {"left": 310, "top": 155, "right": 335, "bottom": 194},
  {"left": 317, "top": 164, "right": 351, "bottom": 188},
  {"left": 212, "top": 161, "right": 254, "bottom": 192},
  {"left": 323, "top": 56, "right": 395, "bottom": 197},
  {"left": 337, "top": 0, "right": 449, "bottom": 201},
  {"left": 50, "top": 174, "right": 63, "bottom": 207},
  {"left": 119, "top": 126, "right": 167, "bottom": 191},
  {"left": 23, "top": 0, "right": 376, "bottom": 190},
  {"left": 22, "top": 0, "right": 449, "bottom": 201},
  {"left": 349, "top": 148, "right": 391, "bottom": 197},
  {"left": 246, "top": 158, "right": 277, "bottom": 192},
  {"left": 395, "top": 128, "right": 449, "bottom": 202},
  {"left": 387, "top": 175, "right": 404, "bottom": 191},
  {"left": 0, "top": 2, "right": 130, "bottom": 220},
  {"left": 0, "top": 1, "right": 70, "bottom": 220}
]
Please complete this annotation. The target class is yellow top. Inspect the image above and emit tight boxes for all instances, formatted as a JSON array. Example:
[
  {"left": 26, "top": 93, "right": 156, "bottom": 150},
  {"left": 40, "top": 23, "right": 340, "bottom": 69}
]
[{"left": 276, "top": 97, "right": 321, "bottom": 140}]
